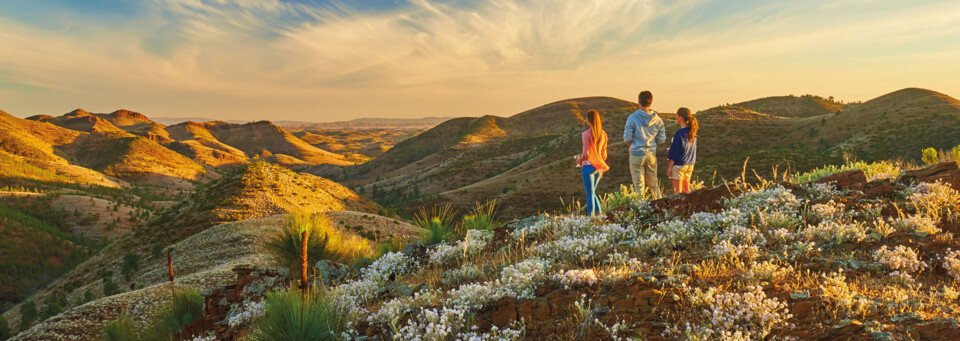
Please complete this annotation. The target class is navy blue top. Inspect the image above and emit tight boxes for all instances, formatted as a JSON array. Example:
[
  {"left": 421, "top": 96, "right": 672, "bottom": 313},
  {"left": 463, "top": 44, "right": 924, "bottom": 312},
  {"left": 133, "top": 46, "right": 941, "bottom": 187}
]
[{"left": 668, "top": 128, "right": 697, "bottom": 166}]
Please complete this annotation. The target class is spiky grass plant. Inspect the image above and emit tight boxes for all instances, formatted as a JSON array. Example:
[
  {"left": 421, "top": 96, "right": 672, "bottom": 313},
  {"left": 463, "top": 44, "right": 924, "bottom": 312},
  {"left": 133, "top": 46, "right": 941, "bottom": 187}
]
[
  {"left": 266, "top": 213, "right": 374, "bottom": 275},
  {"left": 378, "top": 237, "right": 404, "bottom": 256},
  {"left": 249, "top": 288, "right": 345, "bottom": 341},
  {"left": 414, "top": 204, "right": 457, "bottom": 246},
  {"left": 102, "top": 314, "right": 138, "bottom": 341},
  {"left": 462, "top": 200, "right": 501, "bottom": 231},
  {"left": 144, "top": 289, "right": 204, "bottom": 340}
]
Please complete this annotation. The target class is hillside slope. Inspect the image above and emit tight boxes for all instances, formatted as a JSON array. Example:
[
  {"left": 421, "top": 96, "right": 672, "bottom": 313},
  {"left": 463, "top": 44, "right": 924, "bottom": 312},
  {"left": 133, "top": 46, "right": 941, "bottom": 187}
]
[
  {"left": 2, "top": 162, "right": 382, "bottom": 336},
  {"left": 206, "top": 121, "right": 356, "bottom": 166},
  {"left": 733, "top": 94, "right": 849, "bottom": 118}
]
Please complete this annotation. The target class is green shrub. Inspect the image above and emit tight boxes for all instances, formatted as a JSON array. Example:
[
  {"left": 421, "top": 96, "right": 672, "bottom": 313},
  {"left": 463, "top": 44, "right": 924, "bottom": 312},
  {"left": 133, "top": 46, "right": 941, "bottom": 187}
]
[
  {"left": 121, "top": 253, "right": 139, "bottom": 282},
  {"left": 792, "top": 160, "right": 901, "bottom": 183},
  {"left": 41, "top": 292, "right": 67, "bottom": 320},
  {"left": 377, "top": 237, "right": 404, "bottom": 256},
  {"left": 461, "top": 200, "right": 501, "bottom": 231},
  {"left": 19, "top": 300, "right": 37, "bottom": 331},
  {"left": 102, "top": 274, "right": 119, "bottom": 297},
  {"left": 151, "top": 242, "right": 164, "bottom": 259},
  {"left": 250, "top": 289, "right": 345, "bottom": 341},
  {"left": 414, "top": 204, "right": 457, "bottom": 246},
  {"left": 145, "top": 289, "right": 204, "bottom": 339},
  {"left": 953, "top": 145, "right": 960, "bottom": 162},
  {"left": 266, "top": 213, "right": 372, "bottom": 276},
  {"left": 0, "top": 315, "right": 11, "bottom": 341},
  {"left": 601, "top": 185, "right": 649, "bottom": 211},
  {"left": 922, "top": 147, "right": 939, "bottom": 165},
  {"left": 102, "top": 314, "right": 138, "bottom": 341}
]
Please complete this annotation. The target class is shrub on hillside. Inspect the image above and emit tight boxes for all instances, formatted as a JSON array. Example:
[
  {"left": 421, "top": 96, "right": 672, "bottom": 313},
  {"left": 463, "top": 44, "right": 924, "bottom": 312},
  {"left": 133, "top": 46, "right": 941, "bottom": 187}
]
[
  {"left": 121, "top": 253, "right": 139, "bottom": 282},
  {"left": 41, "top": 291, "right": 67, "bottom": 320},
  {"left": 19, "top": 300, "right": 36, "bottom": 331},
  {"left": 102, "top": 314, "right": 138, "bottom": 341},
  {"left": 414, "top": 204, "right": 457, "bottom": 246},
  {"left": 953, "top": 145, "right": 960, "bottom": 162},
  {"left": 461, "top": 200, "right": 500, "bottom": 231},
  {"left": 0, "top": 315, "right": 10, "bottom": 341},
  {"left": 102, "top": 273, "right": 119, "bottom": 297},
  {"left": 249, "top": 289, "right": 345, "bottom": 341},
  {"left": 922, "top": 147, "right": 939, "bottom": 165},
  {"left": 265, "top": 213, "right": 372, "bottom": 276},
  {"left": 145, "top": 289, "right": 204, "bottom": 339}
]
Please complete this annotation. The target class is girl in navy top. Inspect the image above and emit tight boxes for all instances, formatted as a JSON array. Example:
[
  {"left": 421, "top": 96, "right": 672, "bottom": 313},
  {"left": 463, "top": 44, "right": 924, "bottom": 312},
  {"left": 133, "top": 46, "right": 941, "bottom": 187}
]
[{"left": 667, "top": 108, "right": 698, "bottom": 194}]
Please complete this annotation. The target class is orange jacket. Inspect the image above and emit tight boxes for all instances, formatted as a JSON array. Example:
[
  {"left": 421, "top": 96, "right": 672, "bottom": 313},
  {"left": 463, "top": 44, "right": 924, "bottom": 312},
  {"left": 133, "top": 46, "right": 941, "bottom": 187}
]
[{"left": 581, "top": 129, "right": 609, "bottom": 173}]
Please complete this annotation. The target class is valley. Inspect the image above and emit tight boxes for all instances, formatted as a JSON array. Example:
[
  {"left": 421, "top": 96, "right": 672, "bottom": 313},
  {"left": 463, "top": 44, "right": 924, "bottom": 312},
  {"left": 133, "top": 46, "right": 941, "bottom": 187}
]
[{"left": 1, "top": 88, "right": 959, "bottom": 340}]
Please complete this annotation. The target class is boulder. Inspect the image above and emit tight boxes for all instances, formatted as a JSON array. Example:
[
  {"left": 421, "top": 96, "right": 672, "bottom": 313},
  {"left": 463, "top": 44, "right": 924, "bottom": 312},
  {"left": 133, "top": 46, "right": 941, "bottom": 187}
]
[
  {"left": 314, "top": 260, "right": 350, "bottom": 284},
  {"left": 902, "top": 162, "right": 960, "bottom": 191},
  {"left": 814, "top": 169, "right": 867, "bottom": 190}
]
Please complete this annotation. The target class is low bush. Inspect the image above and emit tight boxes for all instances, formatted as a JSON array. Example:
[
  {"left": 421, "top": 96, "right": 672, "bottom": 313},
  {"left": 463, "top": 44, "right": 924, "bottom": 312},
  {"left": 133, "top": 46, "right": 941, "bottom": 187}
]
[
  {"left": 19, "top": 300, "right": 36, "bottom": 331},
  {"left": 0, "top": 315, "right": 10, "bottom": 340},
  {"left": 145, "top": 289, "right": 204, "bottom": 339},
  {"left": 249, "top": 288, "right": 346, "bottom": 341},
  {"left": 121, "top": 253, "right": 139, "bottom": 282},
  {"left": 922, "top": 147, "right": 939, "bottom": 165},
  {"left": 102, "top": 314, "right": 138, "bottom": 341}
]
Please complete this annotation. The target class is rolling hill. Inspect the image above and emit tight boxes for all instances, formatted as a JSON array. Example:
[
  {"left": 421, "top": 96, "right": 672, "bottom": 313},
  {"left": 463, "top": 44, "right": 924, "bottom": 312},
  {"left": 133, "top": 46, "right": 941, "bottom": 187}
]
[
  {"left": 1, "top": 162, "right": 382, "bottom": 336},
  {"left": 335, "top": 89, "right": 960, "bottom": 218}
]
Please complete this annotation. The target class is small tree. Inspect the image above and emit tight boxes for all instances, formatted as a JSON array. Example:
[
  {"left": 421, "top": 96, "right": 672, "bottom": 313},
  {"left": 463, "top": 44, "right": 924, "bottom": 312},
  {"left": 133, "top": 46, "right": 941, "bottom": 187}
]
[
  {"left": 122, "top": 253, "right": 140, "bottom": 282},
  {"left": 103, "top": 273, "right": 120, "bottom": 297},
  {"left": 0, "top": 315, "right": 11, "bottom": 340},
  {"left": 921, "top": 147, "right": 939, "bottom": 165},
  {"left": 19, "top": 300, "right": 37, "bottom": 331},
  {"left": 953, "top": 145, "right": 960, "bottom": 163}
]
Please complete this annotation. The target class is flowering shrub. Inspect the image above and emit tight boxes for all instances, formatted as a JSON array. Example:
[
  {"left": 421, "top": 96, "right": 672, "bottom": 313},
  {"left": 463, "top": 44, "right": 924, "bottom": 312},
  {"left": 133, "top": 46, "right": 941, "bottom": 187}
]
[
  {"left": 447, "top": 283, "right": 513, "bottom": 311},
  {"left": 818, "top": 272, "right": 870, "bottom": 319},
  {"left": 905, "top": 181, "right": 960, "bottom": 213},
  {"left": 746, "top": 260, "right": 794, "bottom": 282},
  {"left": 874, "top": 245, "right": 927, "bottom": 273},
  {"left": 441, "top": 264, "right": 485, "bottom": 286},
  {"left": 888, "top": 214, "right": 941, "bottom": 235},
  {"left": 500, "top": 258, "right": 551, "bottom": 298},
  {"left": 940, "top": 249, "right": 960, "bottom": 282},
  {"left": 666, "top": 285, "right": 792, "bottom": 340},
  {"left": 227, "top": 300, "right": 265, "bottom": 329},
  {"left": 393, "top": 307, "right": 466, "bottom": 340},
  {"left": 555, "top": 269, "right": 599, "bottom": 288},
  {"left": 800, "top": 182, "right": 841, "bottom": 201},
  {"left": 687, "top": 209, "right": 748, "bottom": 233},
  {"left": 725, "top": 186, "right": 800, "bottom": 215},
  {"left": 712, "top": 240, "right": 760, "bottom": 261},
  {"left": 806, "top": 200, "right": 847, "bottom": 223},
  {"left": 186, "top": 334, "right": 217, "bottom": 341},
  {"left": 361, "top": 252, "right": 417, "bottom": 284},
  {"left": 718, "top": 225, "right": 765, "bottom": 246},
  {"left": 369, "top": 290, "right": 438, "bottom": 326},
  {"left": 531, "top": 235, "right": 612, "bottom": 264},
  {"left": 759, "top": 211, "right": 802, "bottom": 232},
  {"left": 392, "top": 306, "right": 525, "bottom": 341},
  {"left": 429, "top": 230, "right": 493, "bottom": 266},
  {"left": 801, "top": 220, "right": 867, "bottom": 246}
]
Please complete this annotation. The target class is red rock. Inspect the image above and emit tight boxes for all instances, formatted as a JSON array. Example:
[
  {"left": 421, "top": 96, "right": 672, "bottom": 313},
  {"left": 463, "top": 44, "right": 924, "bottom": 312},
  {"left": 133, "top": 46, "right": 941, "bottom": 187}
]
[
  {"left": 492, "top": 297, "right": 517, "bottom": 327},
  {"left": 815, "top": 169, "right": 867, "bottom": 190}
]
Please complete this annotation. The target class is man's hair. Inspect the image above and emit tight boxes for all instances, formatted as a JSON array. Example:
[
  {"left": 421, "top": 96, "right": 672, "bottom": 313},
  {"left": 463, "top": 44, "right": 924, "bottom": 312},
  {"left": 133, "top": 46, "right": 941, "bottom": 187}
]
[{"left": 639, "top": 91, "right": 653, "bottom": 107}]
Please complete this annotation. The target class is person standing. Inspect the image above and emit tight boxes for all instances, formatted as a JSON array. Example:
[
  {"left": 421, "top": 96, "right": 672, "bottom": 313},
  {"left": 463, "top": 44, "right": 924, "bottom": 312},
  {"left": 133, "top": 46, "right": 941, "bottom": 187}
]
[
  {"left": 668, "top": 107, "right": 698, "bottom": 194},
  {"left": 623, "top": 91, "right": 665, "bottom": 199},
  {"left": 575, "top": 110, "right": 609, "bottom": 216}
]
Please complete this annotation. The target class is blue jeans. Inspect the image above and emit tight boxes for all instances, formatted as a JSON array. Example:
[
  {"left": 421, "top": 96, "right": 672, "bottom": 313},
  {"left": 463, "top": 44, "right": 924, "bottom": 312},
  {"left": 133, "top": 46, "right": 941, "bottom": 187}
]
[{"left": 582, "top": 164, "right": 602, "bottom": 216}]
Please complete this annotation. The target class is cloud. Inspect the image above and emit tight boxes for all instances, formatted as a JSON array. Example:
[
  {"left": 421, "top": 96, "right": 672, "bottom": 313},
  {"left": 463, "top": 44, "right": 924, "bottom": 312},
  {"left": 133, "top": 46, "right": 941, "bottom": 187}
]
[{"left": 0, "top": 0, "right": 958, "bottom": 120}]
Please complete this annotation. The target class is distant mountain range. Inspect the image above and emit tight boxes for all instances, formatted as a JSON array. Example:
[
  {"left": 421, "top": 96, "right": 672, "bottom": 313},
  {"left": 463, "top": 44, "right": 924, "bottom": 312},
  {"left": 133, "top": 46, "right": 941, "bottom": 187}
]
[{"left": 150, "top": 116, "right": 454, "bottom": 130}]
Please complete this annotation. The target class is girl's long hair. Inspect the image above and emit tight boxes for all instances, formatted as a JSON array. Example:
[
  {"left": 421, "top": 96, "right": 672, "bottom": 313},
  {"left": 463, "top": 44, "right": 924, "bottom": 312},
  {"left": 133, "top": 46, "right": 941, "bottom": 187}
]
[
  {"left": 587, "top": 110, "right": 605, "bottom": 147},
  {"left": 677, "top": 107, "right": 698, "bottom": 142}
]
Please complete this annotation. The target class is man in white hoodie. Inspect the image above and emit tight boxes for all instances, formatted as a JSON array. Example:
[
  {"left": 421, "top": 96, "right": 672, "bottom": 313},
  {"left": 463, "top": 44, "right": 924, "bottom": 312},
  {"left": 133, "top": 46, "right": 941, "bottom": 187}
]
[{"left": 623, "top": 91, "right": 666, "bottom": 199}]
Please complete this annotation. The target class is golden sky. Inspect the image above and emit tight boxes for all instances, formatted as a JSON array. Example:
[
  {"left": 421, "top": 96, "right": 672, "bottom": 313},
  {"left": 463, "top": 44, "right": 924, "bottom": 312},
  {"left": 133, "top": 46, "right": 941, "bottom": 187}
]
[{"left": 1, "top": 0, "right": 958, "bottom": 121}]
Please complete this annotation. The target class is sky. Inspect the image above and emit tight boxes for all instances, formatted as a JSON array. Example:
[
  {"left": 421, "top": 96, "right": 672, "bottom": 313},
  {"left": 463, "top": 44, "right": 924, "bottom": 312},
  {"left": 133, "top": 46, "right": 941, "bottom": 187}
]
[{"left": 1, "top": 0, "right": 959, "bottom": 122}]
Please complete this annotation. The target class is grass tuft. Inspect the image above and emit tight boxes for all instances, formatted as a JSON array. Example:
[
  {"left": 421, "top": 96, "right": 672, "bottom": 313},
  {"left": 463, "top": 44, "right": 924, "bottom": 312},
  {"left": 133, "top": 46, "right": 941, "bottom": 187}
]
[
  {"left": 414, "top": 204, "right": 457, "bottom": 246},
  {"left": 266, "top": 213, "right": 374, "bottom": 274},
  {"left": 461, "top": 200, "right": 501, "bottom": 231},
  {"left": 102, "top": 314, "right": 138, "bottom": 341},
  {"left": 249, "top": 288, "right": 345, "bottom": 341}
]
